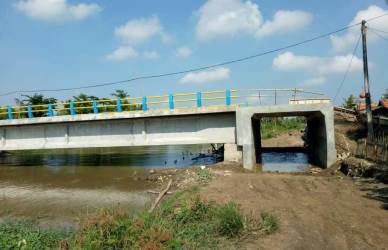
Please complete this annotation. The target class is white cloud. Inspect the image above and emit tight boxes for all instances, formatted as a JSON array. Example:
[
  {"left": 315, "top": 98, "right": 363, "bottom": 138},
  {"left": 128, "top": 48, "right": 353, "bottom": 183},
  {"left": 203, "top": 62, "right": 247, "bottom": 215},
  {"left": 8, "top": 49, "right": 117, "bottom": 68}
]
[
  {"left": 196, "top": 0, "right": 262, "bottom": 40},
  {"left": 114, "top": 16, "right": 169, "bottom": 45},
  {"left": 175, "top": 47, "right": 192, "bottom": 58},
  {"left": 14, "top": 0, "right": 101, "bottom": 22},
  {"left": 105, "top": 46, "right": 138, "bottom": 61},
  {"left": 179, "top": 67, "right": 230, "bottom": 84},
  {"left": 330, "top": 5, "right": 388, "bottom": 51},
  {"left": 195, "top": 0, "right": 312, "bottom": 40},
  {"left": 273, "top": 52, "right": 363, "bottom": 74},
  {"left": 302, "top": 76, "right": 327, "bottom": 86},
  {"left": 256, "top": 10, "right": 313, "bottom": 38},
  {"left": 143, "top": 51, "right": 159, "bottom": 59}
]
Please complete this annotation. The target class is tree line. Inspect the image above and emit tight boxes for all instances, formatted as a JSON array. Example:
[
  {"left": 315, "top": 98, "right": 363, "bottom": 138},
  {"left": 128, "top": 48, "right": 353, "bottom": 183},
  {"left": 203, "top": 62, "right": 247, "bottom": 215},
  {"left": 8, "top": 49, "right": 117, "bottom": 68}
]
[{"left": 1, "top": 89, "right": 142, "bottom": 119}]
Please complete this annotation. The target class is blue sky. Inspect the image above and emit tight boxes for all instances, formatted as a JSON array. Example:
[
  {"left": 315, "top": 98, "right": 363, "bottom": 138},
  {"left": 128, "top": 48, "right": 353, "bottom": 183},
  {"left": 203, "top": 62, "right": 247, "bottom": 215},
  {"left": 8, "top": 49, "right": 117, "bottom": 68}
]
[{"left": 0, "top": 0, "right": 387, "bottom": 105}]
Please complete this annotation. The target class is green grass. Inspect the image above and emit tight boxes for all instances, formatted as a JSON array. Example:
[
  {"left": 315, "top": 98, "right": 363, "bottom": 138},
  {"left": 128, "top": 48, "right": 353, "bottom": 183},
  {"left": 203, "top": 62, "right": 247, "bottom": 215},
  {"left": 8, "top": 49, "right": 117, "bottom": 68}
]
[
  {"left": 71, "top": 188, "right": 245, "bottom": 249},
  {"left": 0, "top": 187, "right": 279, "bottom": 249},
  {"left": 261, "top": 118, "right": 306, "bottom": 139},
  {"left": 0, "top": 220, "right": 71, "bottom": 250},
  {"left": 259, "top": 212, "right": 279, "bottom": 235},
  {"left": 195, "top": 169, "right": 213, "bottom": 181}
]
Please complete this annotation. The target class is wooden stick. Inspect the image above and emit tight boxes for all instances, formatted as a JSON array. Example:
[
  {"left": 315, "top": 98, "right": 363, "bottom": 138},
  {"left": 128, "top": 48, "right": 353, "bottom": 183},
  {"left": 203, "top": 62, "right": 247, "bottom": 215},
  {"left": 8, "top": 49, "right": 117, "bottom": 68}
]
[
  {"left": 149, "top": 179, "right": 172, "bottom": 212},
  {"left": 147, "top": 190, "right": 173, "bottom": 194}
]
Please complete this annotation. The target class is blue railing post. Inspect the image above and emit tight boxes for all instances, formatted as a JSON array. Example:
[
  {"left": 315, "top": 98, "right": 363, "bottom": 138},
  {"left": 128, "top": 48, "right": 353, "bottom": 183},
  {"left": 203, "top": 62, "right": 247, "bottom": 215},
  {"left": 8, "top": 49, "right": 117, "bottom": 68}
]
[
  {"left": 225, "top": 89, "right": 231, "bottom": 106},
  {"left": 7, "top": 106, "right": 13, "bottom": 120},
  {"left": 196, "top": 92, "right": 202, "bottom": 108},
  {"left": 116, "top": 97, "right": 122, "bottom": 112},
  {"left": 48, "top": 104, "right": 53, "bottom": 117},
  {"left": 142, "top": 96, "right": 147, "bottom": 111},
  {"left": 70, "top": 102, "right": 76, "bottom": 116},
  {"left": 27, "top": 105, "right": 33, "bottom": 118},
  {"left": 169, "top": 94, "right": 174, "bottom": 110},
  {"left": 93, "top": 100, "right": 98, "bottom": 114}
]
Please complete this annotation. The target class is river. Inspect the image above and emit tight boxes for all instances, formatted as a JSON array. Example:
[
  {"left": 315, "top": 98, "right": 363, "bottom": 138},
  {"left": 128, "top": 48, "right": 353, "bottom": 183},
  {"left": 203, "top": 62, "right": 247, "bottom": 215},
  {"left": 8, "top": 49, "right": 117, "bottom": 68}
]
[{"left": 0, "top": 145, "right": 311, "bottom": 227}]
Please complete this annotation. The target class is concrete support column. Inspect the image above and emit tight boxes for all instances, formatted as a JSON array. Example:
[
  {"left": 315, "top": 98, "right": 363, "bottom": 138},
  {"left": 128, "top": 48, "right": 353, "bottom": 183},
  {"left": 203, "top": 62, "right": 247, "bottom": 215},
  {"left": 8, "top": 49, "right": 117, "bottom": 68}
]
[
  {"left": 242, "top": 144, "right": 256, "bottom": 170},
  {"left": 223, "top": 143, "right": 242, "bottom": 162},
  {"left": 324, "top": 109, "right": 337, "bottom": 167}
]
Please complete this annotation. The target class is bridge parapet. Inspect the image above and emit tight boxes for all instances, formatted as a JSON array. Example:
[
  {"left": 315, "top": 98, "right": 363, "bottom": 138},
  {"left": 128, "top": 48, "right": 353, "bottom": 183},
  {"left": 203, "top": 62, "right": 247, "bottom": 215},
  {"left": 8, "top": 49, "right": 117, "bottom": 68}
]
[{"left": 0, "top": 89, "right": 328, "bottom": 121}]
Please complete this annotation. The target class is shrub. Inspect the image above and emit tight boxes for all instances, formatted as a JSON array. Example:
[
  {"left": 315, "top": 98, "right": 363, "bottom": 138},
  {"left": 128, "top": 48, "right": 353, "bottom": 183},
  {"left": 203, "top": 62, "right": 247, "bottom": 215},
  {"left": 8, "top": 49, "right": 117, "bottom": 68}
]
[
  {"left": 259, "top": 212, "right": 279, "bottom": 234},
  {"left": 215, "top": 202, "right": 244, "bottom": 238},
  {"left": 0, "top": 220, "right": 70, "bottom": 250}
]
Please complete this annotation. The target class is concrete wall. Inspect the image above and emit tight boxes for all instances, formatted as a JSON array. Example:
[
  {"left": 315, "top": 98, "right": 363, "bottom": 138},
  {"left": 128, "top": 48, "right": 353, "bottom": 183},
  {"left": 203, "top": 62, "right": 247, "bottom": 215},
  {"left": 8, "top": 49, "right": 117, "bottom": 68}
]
[
  {"left": 0, "top": 112, "right": 236, "bottom": 151},
  {"left": 236, "top": 104, "right": 336, "bottom": 170}
]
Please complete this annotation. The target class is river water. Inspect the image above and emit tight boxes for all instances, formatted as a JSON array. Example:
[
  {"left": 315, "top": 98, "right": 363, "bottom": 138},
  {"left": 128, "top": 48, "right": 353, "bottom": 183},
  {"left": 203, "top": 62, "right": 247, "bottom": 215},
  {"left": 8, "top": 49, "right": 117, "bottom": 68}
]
[
  {"left": 0, "top": 145, "right": 311, "bottom": 226},
  {"left": 0, "top": 145, "right": 218, "bottom": 226}
]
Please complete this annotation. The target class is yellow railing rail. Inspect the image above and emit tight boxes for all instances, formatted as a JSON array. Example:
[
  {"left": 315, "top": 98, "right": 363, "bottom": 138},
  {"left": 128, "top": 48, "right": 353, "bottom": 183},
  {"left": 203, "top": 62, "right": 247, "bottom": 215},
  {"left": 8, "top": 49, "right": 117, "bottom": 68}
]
[{"left": 0, "top": 89, "right": 259, "bottom": 120}]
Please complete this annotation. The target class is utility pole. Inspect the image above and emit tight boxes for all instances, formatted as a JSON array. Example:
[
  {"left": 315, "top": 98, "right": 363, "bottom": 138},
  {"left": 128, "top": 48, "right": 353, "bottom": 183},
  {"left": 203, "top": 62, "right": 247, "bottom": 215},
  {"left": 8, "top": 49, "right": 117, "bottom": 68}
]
[{"left": 361, "top": 20, "right": 374, "bottom": 138}]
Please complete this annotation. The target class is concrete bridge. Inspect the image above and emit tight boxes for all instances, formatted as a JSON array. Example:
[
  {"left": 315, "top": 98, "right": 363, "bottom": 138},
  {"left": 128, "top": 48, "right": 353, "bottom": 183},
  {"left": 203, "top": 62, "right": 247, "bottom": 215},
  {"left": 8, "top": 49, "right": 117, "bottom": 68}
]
[{"left": 0, "top": 89, "right": 336, "bottom": 170}]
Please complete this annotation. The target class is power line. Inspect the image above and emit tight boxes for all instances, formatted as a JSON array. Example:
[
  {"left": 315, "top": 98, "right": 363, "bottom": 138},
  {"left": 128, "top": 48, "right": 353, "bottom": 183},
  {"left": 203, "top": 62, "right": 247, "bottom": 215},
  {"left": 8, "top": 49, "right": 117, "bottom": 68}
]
[
  {"left": 369, "top": 28, "right": 388, "bottom": 44},
  {"left": 1, "top": 12, "right": 388, "bottom": 97},
  {"left": 334, "top": 34, "right": 362, "bottom": 102},
  {"left": 368, "top": 27, "right": 388, "bottom": 35},
  {"left": 0, "top": 25, "right": 359, "bottom": 97}
]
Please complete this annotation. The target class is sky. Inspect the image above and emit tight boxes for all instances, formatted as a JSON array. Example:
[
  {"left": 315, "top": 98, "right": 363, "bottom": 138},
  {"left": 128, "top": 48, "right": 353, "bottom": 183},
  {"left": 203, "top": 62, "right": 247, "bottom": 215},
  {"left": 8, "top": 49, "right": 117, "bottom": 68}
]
[{"left": 0, "top": 0, "right": 388, "bottom": 106}]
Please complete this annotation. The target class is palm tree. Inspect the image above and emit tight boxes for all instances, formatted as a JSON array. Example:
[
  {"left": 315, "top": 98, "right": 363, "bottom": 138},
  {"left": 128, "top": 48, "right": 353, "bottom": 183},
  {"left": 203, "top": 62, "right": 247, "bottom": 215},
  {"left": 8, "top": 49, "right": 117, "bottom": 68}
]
[
  {"left": 72, "top": 93, "right": 98, "bottom": 114},
  {"left": 22, "top": 94, "right": 57, "bottom": 117},
  {"left": 111, "top": 89, "right": 128, "bottom": 99}
]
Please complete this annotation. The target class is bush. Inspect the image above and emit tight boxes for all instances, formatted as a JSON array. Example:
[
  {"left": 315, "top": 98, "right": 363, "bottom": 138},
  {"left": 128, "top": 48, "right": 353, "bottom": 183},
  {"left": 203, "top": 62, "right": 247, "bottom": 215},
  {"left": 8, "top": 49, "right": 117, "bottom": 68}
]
[
  {"left": 215, "top": 202, "right": 244, "bottom": 238},
  {"left": 261, "top": 117, "right": 305, "bottom": 139},
  {"left": 260, "top": 212, "right": 279, "bottom": 234},
  {"left": 0, "top": 220, "right": 70, "bottom": 250}
]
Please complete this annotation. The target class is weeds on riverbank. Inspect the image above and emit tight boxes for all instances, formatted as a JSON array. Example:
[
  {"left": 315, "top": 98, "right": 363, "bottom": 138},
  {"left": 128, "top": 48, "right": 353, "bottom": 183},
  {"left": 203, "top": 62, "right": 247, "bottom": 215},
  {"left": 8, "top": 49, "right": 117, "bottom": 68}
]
[
  {"left": 73, "top": 188, "right": 245, "bottom": 249},
  {"left": 261, "top": 117, "right": 305, "bottom": 139},
  {"left": 0, "top": 187, "right": 279, "bottom": 249},
  {"left": 0, "top": 220, "right": 71, "bottom": 250}
]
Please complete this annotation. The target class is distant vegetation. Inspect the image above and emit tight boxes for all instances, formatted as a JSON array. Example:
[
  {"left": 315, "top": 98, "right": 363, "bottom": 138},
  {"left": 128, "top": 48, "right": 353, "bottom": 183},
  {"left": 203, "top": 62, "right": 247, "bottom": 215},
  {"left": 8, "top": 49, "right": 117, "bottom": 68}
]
[
  {"left": 0, "top": 186, "right": 278, "bottom": 249},
  {"left": 1, "top": 89, "right": 142, "bottom": 119},
  {"left": 261, "top": 117, "right": 306, "bottom": 139},
  {"left": 342, "top": 94, "right": 357, "bottom": 109},
  {"left": 383, "top": 89, "right": 388, "bottom": 99}
]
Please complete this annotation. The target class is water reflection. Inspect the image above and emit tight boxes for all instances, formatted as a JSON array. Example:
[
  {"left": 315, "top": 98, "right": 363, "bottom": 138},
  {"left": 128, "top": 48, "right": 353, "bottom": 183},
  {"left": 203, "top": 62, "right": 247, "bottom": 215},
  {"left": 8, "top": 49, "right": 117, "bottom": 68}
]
[
  {"left": 260, "top": 152, "right": 311, "bottom": 172},
  {"left": 0, "top": 145, "right": 218, "bottom": 225},
  {"left": 0, "top": 145, "right": 218, "bottom": 168}
]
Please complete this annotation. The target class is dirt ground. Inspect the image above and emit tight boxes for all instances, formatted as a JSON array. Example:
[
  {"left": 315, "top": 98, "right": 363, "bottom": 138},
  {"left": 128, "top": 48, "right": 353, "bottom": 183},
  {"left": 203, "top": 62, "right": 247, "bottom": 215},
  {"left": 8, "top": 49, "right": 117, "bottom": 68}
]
[
  {"left": 152, "top": 114, "right": 388, "bottom": 250},
  {"left": 198, "top": 165, "right": 388, "bottom": 250}
]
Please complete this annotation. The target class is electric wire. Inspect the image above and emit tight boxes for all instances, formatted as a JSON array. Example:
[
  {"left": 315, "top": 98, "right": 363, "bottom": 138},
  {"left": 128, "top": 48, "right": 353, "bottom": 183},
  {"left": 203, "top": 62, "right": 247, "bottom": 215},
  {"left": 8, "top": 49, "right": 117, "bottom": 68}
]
[
  {"left": 1, "top": 12, "right": 388, "bottom": 97},
  {"left": 333, "top": 34, "right": 362, "bottom": 102},
  {"left": 369, "top": 28, "right": 388, "bottom": 44}
]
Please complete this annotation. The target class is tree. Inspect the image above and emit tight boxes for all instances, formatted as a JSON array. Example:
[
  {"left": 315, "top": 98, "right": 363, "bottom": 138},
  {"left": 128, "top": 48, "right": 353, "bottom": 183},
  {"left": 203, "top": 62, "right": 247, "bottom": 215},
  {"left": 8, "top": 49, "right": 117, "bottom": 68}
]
[
  {"left": 110, "top": 89, "right": 142, "bottom": 111},
  {"left": 21, "top": 94, "right": 57, "bottom": 117},
  {"left": 111, "top": 89, "right": 128, "bottom": 99},
  {"left": 343, "top": 95, "right": 356, "bottom": 109},
  {"left": 72, "top": 93, "right": 99, "bottom": 114},
  {"left": 383, "top": 89, "right": 388, "bottom": 99}
]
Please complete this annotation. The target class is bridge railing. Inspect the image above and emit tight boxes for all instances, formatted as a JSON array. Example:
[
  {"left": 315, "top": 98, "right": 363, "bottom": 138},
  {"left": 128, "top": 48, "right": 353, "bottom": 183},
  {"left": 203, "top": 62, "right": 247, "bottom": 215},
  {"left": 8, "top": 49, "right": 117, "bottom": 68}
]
[
  {"left": 0, "top": 88, "right": 328, "bottom": 120},
  {"left": 0, "top": 89, "right": 241, "bottom": 120}
]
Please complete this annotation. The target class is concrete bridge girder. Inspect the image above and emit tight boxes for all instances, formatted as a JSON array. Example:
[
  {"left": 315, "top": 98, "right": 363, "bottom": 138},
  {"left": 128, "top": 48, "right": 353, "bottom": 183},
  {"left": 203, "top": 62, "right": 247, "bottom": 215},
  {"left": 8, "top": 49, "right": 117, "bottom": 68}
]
[{"left": 0, "top": 105, "right": 336, "bottom": 170}]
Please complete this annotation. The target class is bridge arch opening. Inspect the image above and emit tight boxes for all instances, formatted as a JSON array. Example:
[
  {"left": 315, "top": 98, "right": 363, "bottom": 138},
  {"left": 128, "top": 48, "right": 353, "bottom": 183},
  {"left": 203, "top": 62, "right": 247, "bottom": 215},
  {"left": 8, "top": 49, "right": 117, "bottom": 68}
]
[{"left": 251, "top": 111, "right": 328, "bottom": 171}]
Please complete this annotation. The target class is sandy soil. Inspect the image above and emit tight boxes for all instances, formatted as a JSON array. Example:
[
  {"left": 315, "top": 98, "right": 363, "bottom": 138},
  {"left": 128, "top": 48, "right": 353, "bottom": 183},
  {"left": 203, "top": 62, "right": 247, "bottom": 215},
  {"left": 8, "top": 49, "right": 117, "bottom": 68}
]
[{"left": 198, "top": 166, "right": 388, "bottom": 250}]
